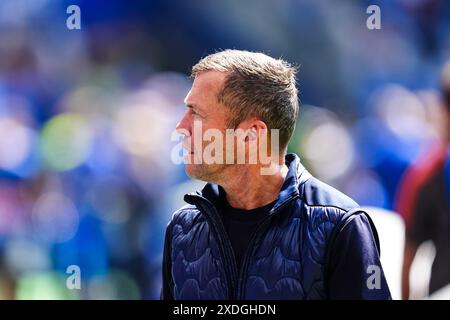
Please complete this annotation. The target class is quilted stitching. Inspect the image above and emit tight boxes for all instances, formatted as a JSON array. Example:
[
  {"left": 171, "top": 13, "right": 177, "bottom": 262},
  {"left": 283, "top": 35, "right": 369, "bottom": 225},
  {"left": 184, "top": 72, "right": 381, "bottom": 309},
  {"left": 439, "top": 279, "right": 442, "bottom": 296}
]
[
  {"left": 169, "top": 197, "right": 349, "bottom": 299},
  {"left": 171, "top": 209, "right": 228, "bottom": 299},
  {"left": 166, "top": 155, "right": 360, "bottom": 300}
]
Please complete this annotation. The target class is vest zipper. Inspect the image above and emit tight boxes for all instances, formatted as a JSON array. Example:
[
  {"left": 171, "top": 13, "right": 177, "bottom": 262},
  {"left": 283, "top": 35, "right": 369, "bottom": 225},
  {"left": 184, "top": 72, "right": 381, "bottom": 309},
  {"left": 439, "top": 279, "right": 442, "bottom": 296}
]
[
  {"left": 188, "top": 192, "right": 299, "bottom": 300},
  {"left": 236, "top": 193, "right": 299, "bottom": 300},
  {"left": 190, "top": 195, "right": 239, "bottom": 300}
]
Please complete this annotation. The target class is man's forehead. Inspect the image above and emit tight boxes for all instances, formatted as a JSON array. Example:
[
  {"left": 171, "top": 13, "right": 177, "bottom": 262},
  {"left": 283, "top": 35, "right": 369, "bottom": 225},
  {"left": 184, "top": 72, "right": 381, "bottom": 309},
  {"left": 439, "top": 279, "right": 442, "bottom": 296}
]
[{"left": 185, "top": 71, "right": 227, "bottom": 104}]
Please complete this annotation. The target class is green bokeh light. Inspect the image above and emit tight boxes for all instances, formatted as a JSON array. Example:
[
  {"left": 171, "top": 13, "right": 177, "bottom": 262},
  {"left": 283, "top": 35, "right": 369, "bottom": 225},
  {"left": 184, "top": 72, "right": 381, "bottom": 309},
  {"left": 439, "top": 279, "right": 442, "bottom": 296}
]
[
  {"left": 40, "top": 113, "right": 92, "bottom": 171},
  {"left": 16, "top": 272, "right": 80, "bottom": 300}
]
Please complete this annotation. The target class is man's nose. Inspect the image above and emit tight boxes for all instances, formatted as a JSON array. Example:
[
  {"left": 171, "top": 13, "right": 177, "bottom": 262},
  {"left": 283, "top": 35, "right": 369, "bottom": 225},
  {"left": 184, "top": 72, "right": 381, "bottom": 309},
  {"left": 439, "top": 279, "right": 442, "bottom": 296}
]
[{"left": 175, "top": 111, "right": 191, "bottom": 136}]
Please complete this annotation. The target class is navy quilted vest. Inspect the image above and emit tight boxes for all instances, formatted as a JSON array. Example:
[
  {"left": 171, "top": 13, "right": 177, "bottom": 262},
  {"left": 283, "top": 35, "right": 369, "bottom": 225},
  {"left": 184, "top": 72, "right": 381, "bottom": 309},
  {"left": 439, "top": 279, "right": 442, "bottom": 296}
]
[{"left": 162, "top": 153, "right": 372, "bottom": 299}]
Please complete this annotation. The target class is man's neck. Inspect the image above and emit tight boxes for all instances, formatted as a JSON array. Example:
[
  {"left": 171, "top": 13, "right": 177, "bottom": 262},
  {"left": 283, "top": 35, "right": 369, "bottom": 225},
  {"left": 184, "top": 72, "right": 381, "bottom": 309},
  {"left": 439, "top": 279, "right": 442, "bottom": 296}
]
[{"left": 219, "top": 161, "right": 289, "bottom": 210}]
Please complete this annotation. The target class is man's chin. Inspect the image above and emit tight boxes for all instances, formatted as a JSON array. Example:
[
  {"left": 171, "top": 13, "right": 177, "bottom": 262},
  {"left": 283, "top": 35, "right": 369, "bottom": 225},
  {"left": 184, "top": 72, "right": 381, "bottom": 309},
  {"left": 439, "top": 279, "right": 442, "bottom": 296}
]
[
  {"left": 184, "top": 163, "right": 221, "bottom": 182},
  {"left": 184, "top": 164, "right": 204, "bottom": 180}
]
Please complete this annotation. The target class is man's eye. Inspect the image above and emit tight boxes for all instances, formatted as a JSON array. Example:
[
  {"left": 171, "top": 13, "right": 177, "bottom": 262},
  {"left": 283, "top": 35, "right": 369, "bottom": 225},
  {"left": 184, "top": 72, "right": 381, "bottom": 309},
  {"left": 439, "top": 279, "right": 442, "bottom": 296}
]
[{"left": 191, "top": 109, "right": 201, "bottom": 117}]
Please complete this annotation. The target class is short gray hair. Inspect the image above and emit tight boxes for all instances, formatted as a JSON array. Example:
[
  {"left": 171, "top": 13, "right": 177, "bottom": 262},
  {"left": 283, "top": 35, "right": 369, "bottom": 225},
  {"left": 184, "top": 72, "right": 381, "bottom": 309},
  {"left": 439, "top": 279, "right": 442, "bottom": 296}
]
[{"left": 191, "top": 49, "right": 299, "bottom": 150}]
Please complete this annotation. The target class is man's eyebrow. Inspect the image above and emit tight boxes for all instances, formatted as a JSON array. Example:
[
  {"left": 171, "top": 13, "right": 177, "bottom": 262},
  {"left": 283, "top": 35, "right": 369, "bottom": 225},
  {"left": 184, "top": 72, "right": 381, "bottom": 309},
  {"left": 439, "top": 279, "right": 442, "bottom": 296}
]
[{"left": 185, "top": 103, "right": 203, "bottom": 113}]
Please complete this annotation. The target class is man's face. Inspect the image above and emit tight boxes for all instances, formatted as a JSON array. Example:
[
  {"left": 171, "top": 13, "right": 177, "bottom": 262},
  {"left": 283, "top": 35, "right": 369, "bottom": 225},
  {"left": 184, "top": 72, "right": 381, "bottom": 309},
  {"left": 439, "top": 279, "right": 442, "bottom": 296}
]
[{"left": 176, "top": 71, "right": 230, "bottom": 181}]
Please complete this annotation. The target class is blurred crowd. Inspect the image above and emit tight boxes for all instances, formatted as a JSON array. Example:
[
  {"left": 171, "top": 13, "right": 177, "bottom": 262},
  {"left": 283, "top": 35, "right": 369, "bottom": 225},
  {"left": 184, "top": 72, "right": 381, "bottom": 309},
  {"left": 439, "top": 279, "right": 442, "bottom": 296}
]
[{"left": 0, "top": 0, "right": 449, "bottom": 299}]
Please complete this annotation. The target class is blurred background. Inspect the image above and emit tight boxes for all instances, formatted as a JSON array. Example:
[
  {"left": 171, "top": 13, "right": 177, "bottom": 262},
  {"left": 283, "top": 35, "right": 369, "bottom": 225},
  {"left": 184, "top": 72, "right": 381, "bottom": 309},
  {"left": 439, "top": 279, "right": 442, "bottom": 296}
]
[{"left": 0, "top": 0, "right": 449, "bottom": 299}]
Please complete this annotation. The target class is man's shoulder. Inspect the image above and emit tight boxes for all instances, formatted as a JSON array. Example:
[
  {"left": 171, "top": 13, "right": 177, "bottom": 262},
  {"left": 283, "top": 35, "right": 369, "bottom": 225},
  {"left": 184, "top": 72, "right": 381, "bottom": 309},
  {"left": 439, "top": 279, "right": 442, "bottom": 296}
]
[
  {"left": 299, "top": 175, "right": 359, "bottom": 215},
  {"left": 168, "top": 203, "right": 202, "bottom": 229},
  {"left": 298, "top": 175, "right": 379, "bottom": 254}
]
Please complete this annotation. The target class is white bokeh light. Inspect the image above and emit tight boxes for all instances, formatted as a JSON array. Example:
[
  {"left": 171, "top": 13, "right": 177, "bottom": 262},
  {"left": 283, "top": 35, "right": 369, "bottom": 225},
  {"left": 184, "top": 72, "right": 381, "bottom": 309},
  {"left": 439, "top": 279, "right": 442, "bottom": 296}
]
[
  {"left": 0, "top": 117, "right": 33, "bottom": 170},
  {"left": 303, "top": 120, "right": 355, "bottom": 181}
]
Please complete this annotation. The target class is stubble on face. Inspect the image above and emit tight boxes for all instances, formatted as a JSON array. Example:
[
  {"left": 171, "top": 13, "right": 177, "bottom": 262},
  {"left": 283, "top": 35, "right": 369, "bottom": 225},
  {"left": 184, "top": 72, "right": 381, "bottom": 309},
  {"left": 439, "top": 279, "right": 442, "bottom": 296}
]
[{"left": 182, "top": 71, "right": 231, "bottom": 183}]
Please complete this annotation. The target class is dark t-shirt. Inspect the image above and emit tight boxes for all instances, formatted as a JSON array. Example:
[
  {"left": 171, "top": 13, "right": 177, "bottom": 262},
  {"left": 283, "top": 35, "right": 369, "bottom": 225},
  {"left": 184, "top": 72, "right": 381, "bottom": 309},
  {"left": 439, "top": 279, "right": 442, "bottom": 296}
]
[
  {"left": 407, "top": 164, "right": 450, "bottom": 294},
  {"left": 220, "top": 193, "right": 391, "bottom": 299},
  {"left": 220, "top": 195, "right": 276, "bottom": 271}
]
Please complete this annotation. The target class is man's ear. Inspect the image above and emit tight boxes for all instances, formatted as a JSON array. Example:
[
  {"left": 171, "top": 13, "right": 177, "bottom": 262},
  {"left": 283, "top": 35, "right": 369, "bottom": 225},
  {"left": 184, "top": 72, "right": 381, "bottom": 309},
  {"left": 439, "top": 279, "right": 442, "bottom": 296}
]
[
  {"left": 247, "top": 128, "right": 257, "bottom": 141},
  {"left": 238, "top": 118, "right": 268, "bottom": 142}
]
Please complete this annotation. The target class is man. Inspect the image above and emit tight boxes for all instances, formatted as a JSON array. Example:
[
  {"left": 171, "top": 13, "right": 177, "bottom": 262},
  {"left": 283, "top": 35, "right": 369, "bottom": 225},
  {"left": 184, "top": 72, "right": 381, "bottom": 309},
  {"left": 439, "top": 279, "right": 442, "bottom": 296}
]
[
  {"left": 397, "top": 61, "right": 450, "bottom": 299},
  {"left": 161, "top": 49, "right": 391, "bottom": 300}
]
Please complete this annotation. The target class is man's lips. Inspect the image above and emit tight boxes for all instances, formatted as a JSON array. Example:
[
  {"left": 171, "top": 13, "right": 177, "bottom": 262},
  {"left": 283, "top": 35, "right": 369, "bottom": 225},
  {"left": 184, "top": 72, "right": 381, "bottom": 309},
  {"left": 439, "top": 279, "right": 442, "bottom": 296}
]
[
  {"left": 182, "top": 144, "right": 195, "bottom": 155},
  {"left": 183, "top": 147, "right": 194, "bottom": 155}
]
